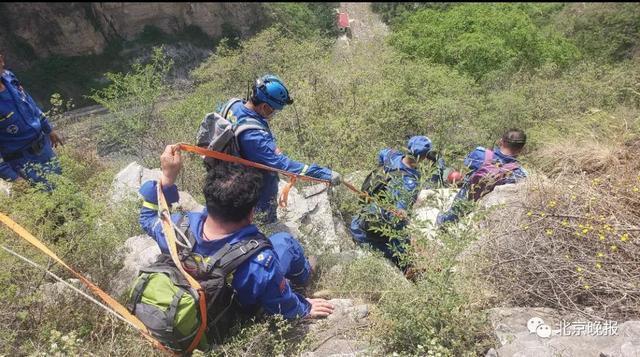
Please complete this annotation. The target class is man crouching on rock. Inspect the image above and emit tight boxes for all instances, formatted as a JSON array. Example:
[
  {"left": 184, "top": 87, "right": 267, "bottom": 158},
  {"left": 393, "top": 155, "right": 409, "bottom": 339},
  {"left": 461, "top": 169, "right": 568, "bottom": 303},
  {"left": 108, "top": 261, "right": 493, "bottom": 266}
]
[{"left": 138, "top": 145, "right": 334, "bottom": 327}]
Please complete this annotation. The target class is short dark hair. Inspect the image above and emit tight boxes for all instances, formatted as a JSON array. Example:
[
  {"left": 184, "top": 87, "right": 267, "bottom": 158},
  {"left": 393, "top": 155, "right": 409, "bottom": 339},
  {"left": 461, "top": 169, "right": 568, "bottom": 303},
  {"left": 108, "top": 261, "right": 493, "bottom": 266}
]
[
  {"left": 203, "top": 163, "right": 264, "bottom": 223},
  {"left": 502, "top": 128, "right": 527, "bottom": 151}
]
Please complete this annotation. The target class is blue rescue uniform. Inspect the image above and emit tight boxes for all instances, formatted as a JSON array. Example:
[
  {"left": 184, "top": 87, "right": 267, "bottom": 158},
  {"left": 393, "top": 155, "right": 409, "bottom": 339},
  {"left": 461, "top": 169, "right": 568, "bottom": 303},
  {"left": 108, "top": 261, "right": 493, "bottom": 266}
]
[
  {"left": 0, "top": 70, "right": 60, "bottom": 184},
  {"left": 349, "top": 148, "right": 421, "bottom": 267},
  {"left": 437, "top": 146, "right": 528, "bottom": 224},
  {"left": 139, "top": 180, "right": 313, "bottom": 319},
  {"left": 226, "top": 101, "right": 333, "bottom": 223}
]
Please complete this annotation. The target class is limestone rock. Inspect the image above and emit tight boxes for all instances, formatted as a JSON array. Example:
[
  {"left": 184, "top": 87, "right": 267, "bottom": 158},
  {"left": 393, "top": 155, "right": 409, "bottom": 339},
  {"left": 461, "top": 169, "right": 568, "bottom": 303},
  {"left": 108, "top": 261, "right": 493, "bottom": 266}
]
[
  {"left": 488, "top": 307, "right": 640, "bottom": 357},
  {"left": 277, "top": 182, "right": 345, "bottom": 254},
  {"left": 301, "top": 299, "right": 371, "bottom": 357},
  {"left": 110, "top": 234, "right": 160, "bottom": 296},
  {"left": 110, "top": 161, "right": 204, "bottom": 211},
  {"left": 0, "top": 179, "right": 11, "bottom": 196}
]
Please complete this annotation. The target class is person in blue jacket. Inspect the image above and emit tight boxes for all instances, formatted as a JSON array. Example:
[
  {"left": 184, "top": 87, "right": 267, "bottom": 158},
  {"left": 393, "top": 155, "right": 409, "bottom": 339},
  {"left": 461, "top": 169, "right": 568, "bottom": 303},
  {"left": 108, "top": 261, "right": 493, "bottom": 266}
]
[
  {"left": 139, "top": 144, "right": 334, "bottom": 321},
  {"left": 223, "top": 74, "right": 341, "bottom": 224},
  {"left": 349, "top": 136, "right": 434, "bottom": 269},
  {"left": 0, "top": 53, "right": 64, "bottom": 187},
  {"left": 436, "top": 128, "right": 528, "bottom": 225}
]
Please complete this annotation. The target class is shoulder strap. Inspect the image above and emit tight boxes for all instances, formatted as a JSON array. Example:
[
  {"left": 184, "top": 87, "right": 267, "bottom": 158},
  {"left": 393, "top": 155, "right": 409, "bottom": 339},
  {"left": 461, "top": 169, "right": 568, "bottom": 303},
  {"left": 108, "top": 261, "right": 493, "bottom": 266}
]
[
  {"left": 234, "top": 118, "right": 269, "bottom": 137},
  {"left": 221, "top": 98, "right": 244, "bottom": 120},
  {"left": 483, "top": 149, "right": 494, "bottom": 165},
  {"left": 175, "top": 214, "right": 196, "bottom": 251},
  {"left": 216, "top": 234, "right": 273, "bottom": 275}
]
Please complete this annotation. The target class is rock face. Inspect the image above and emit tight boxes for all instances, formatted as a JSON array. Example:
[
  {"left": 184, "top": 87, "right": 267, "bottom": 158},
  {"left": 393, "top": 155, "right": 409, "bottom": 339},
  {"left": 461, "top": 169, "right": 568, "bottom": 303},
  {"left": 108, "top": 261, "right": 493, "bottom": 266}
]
[
  {"left": 276, "top": 182, "right": 349, "bottom": 254},
  {"left": 110, "top": 234, "right": 161, "bottom": 297},
  {"left": 110, "top": 161, "right": 203, "bottom": 212},
  {"left": 488, "top": 307, "right": 640, "bottom": 357},
  {"left": 0, "top": 3, "right": 265, "bottom": 69}
]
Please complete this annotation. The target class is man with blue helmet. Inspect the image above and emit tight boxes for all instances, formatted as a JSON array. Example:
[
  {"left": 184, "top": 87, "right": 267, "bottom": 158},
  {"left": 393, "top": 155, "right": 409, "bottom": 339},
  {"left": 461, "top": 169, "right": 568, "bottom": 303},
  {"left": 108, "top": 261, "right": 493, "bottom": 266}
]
[
  {"left": 222, "top": 74, "right": 341, "bottom": 224},
  {"left": 349, "top": 136, "right": 436, "bottom": 270},
  {"left": 0, "top": 53, "right": 63, "bottom": 188}
]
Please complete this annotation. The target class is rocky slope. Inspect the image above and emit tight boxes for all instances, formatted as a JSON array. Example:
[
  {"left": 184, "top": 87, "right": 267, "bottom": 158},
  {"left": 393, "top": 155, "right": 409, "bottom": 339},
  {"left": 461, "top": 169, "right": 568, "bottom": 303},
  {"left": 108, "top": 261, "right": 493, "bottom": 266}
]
[{"left": 0, "top": 3, "right": 265, "bottom": 69}]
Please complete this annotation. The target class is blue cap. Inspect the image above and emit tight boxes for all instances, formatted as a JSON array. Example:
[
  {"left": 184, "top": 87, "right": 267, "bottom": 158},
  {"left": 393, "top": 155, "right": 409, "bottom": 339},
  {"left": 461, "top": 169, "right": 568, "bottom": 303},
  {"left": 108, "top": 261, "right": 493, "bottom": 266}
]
[{"left": 407, "top": 136, "right": 432, "bottom": 156}]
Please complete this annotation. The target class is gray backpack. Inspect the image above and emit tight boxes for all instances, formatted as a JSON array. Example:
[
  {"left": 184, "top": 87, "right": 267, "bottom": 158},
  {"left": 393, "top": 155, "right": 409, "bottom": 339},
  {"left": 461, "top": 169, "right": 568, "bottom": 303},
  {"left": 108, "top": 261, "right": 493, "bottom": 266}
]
[{"left": 195, "top": 98, "right": 268, "bottom": 169}]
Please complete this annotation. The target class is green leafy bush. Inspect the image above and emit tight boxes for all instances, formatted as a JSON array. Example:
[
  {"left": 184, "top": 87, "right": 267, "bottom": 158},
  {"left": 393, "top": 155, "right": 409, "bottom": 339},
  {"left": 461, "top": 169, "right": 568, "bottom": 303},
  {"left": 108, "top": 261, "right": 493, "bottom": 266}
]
[
  {"left": 389, "top": 4, "right": 580, "bottom": 80},
  {"left": 554, "top": 3, "right": 640, "bottom": 62}
]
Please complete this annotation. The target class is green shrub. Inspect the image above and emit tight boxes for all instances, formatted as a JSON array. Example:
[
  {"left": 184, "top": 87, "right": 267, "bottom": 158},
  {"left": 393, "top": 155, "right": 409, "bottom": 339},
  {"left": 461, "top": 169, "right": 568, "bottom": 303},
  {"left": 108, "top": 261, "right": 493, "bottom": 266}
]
[
  {"left": 389, "top": 4, "right": 580, "bottom": 80},
  {"left": 554, "top": 3, "right": 640, "bottom": 62},
  {"left": 88, "top": 46, "right": 173, "bottom": 161}
]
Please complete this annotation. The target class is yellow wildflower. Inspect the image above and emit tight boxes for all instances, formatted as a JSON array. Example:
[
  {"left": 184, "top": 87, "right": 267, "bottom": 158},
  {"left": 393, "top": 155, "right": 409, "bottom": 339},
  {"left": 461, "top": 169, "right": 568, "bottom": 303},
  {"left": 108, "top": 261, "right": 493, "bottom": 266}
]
[
  {"left": 546, "top": 229, "right": 554, "bottom": 236},
  {"left": 562, "top": 220, "right": 569, "bottom": 226},
  {"left": 597, "top": 252, "right": 604, "bottom": 257},
  {"left": 526, "top": 211, "right": 533, "bottom": 217},
  {"left": 599, "top": 234, "right": 605, "bottom": 241},
  {"left": 633, "top": 186, "right": 639, "bottom": 193},
  {"left": 610, "top": 245, "right": 618, "bottom": 252},
  {"left": 548, "top": 201, "right": 557, "bottom": 208},
  {"left": 582, "top": 228, "right": 589, "bottom": 234},
  {"left": 584, "top": 285, "right": 591, "bottom": 290},
  {"left": 595, "top": 263, "right": 602, "bottom": 269},
  {"left": 576, "top": 267, "right": 583, "bottom": 273},
  {"left": 621, "top": 233, "right": 629, "bottom": 242}
]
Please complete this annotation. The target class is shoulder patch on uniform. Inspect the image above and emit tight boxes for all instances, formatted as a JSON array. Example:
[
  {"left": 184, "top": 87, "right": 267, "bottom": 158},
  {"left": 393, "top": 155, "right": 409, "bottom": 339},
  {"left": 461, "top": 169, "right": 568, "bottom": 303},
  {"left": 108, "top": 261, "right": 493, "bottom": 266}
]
[{"left": 254, "top": 251, "right": 274, "bottom": 268}]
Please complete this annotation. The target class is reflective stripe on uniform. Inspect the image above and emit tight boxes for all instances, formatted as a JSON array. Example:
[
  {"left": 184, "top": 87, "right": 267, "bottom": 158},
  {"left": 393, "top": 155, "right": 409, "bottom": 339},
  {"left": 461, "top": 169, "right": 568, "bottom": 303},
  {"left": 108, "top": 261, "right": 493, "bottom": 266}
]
[
  {"left": 299, "top": 164, "right": 309, "bottom": 176},
  {"left": 142, "top": 201, "right": 159, "bottom": 210}
]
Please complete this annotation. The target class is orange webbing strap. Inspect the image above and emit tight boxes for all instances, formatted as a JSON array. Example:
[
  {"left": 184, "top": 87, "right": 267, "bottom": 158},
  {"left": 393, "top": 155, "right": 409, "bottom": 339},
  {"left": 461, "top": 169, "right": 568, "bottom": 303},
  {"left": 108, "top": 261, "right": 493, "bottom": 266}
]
[
  {"left": 156, "top": 180, "right": 207, "bottom": 354},
  {"left": 0, "top": 212, "right": 175, "bottom": 356},
  {"left": 178, "top": 143, "right": 343, "bottom": 206},
  {"left": 175, "top": 143, "right": 405, "bottom": 218}
]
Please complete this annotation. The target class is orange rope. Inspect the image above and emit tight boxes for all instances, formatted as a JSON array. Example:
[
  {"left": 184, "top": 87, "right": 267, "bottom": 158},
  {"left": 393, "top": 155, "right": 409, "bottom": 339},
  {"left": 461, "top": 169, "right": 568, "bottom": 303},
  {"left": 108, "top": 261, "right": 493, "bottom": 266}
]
[
  {"left": 157, "top": 180, "right": 207, "bottom": 353},
  {"left": 0, "top": 212, "right": 176, "bottom": 356},
  {"left": 175, "top": 143, "right": 404, "bottom": 217}
]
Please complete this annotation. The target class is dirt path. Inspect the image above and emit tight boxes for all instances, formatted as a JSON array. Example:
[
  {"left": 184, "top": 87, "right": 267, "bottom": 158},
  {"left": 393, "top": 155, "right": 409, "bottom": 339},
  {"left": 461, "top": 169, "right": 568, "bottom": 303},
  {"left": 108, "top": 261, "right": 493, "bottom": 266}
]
[{"left": 338, "top": 3, "right": 388, "bottom": 43}]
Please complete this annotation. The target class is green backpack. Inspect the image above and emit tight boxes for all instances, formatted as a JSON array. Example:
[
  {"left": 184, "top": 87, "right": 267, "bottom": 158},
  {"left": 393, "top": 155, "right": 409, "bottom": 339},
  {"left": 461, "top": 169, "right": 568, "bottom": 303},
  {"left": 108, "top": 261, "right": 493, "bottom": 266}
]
[{"left": 127, "top": 217, "right": 272, "bottom": 352}]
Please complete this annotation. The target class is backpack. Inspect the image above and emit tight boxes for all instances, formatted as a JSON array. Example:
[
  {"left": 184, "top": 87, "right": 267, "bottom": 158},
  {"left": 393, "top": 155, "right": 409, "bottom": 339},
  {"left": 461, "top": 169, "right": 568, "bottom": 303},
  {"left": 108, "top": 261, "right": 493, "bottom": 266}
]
[
  {"left": 195, "top": 98, "right": 268, "bottom": 169},
  {"left": 360, "top": 165, "right": 404, "bottom": 204},
  {"left": 466, "top": 149, "right": 521, "bottom": 201},
  {"left": 127, "top": 216, "right": 272, "bottom": 352}
]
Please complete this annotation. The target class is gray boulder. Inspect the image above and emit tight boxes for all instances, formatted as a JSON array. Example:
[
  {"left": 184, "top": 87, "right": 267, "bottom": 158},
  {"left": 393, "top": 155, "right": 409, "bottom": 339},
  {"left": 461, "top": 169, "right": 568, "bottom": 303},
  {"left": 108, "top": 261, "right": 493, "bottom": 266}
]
[
  {"left": 110, "top": 234, "right": 160, "bottom": 296},
  {"left": 488, "top": 307, "right": 640, "bottom": 357}
]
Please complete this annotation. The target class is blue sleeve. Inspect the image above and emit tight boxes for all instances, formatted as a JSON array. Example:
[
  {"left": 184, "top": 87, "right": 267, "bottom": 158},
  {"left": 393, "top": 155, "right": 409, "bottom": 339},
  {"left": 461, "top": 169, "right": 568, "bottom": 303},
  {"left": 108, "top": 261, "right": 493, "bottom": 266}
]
[
  {"left": 464, "top": 147, "right": 486, "bottom": 171},
  {"left": 392, "top": 175, "right": 419, "bottom": 210},
  {"left": 238, "top": 130, "right": 332, "bottom": 180},
  {"left": 138, "top": 180, "right": 181, "bottom": 253},
  {"left": 6, "top": 71, "right": 51, "bottom": 134},
  {"left": 378, "top": 149, "right": 391, "bottom": 166},
  {"left": 26, "top": 93, "right": 51, "bottom": 134},
  {"left": 233, "top": 251, "right": 311, "bottom": 319},
  {"left": 0, "top": 158, "right": 19, "bottom": 181}
]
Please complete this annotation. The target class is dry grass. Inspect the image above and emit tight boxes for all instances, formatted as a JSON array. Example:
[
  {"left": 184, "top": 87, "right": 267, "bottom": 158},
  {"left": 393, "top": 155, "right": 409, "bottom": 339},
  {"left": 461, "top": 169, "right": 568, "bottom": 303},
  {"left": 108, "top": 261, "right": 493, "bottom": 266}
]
[{"left": 471, "top": 138, "right": 640, "bottom": 320}]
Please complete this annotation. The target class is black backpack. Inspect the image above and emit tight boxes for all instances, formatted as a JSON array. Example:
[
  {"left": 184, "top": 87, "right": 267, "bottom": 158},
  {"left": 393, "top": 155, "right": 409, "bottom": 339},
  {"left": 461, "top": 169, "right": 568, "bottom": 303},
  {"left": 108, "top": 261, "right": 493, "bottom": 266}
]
[
  {"left": 127, "top": 216, "right": 272, "bottom": 352},
  {"left": 360, "top": 165, "right": 404, "bottom": 204}
]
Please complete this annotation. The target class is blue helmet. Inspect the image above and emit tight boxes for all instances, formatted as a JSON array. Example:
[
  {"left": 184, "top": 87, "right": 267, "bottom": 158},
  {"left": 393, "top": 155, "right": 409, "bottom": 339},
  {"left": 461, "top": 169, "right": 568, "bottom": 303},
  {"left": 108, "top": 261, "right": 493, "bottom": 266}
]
[
  {"left": 407, "top": 136, "right": 432, "bottom": 157},
  {"left": 253, "top": 74, "right": 293, "bottom": 110}
]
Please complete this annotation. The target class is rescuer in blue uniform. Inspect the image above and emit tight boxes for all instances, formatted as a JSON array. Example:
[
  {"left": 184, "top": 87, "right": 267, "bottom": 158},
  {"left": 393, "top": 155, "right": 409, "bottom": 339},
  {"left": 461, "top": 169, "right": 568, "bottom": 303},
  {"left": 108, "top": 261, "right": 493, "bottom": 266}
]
[
  {"left": 223, "top": 74, "right": 342, "bottom": 224},
  {"left": 349, "top": 136, "right": 434, "bottom": 269},
  {"left": 139, "top": 145, "right": 334, "bottom": 320},
  {"left": 436, "top": 128, "right": 528, "bottom": 225},
  {"left": 0, "top": 53, "right": 64, "bottom": 187}
]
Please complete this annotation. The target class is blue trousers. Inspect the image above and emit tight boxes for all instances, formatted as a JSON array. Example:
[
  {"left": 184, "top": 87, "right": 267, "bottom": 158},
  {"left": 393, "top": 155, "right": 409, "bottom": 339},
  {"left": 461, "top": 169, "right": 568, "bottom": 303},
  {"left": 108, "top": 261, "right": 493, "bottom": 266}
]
[
  {"left": 3, "top": 135, "right": 61, "bottom": 189},
  {"left": 269, "top": 232, "right": 312, "bottom": 286},
  {"left": 349, "top": 216, "right": 409, "bottom": 268}
]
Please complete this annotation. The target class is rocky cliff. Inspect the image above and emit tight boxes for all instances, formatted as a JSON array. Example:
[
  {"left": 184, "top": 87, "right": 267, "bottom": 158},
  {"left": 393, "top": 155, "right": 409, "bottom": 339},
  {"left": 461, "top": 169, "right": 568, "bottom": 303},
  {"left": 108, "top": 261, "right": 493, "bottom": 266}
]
[{"left": 0, "top": 2, "right": 265, "bottom": 69}]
